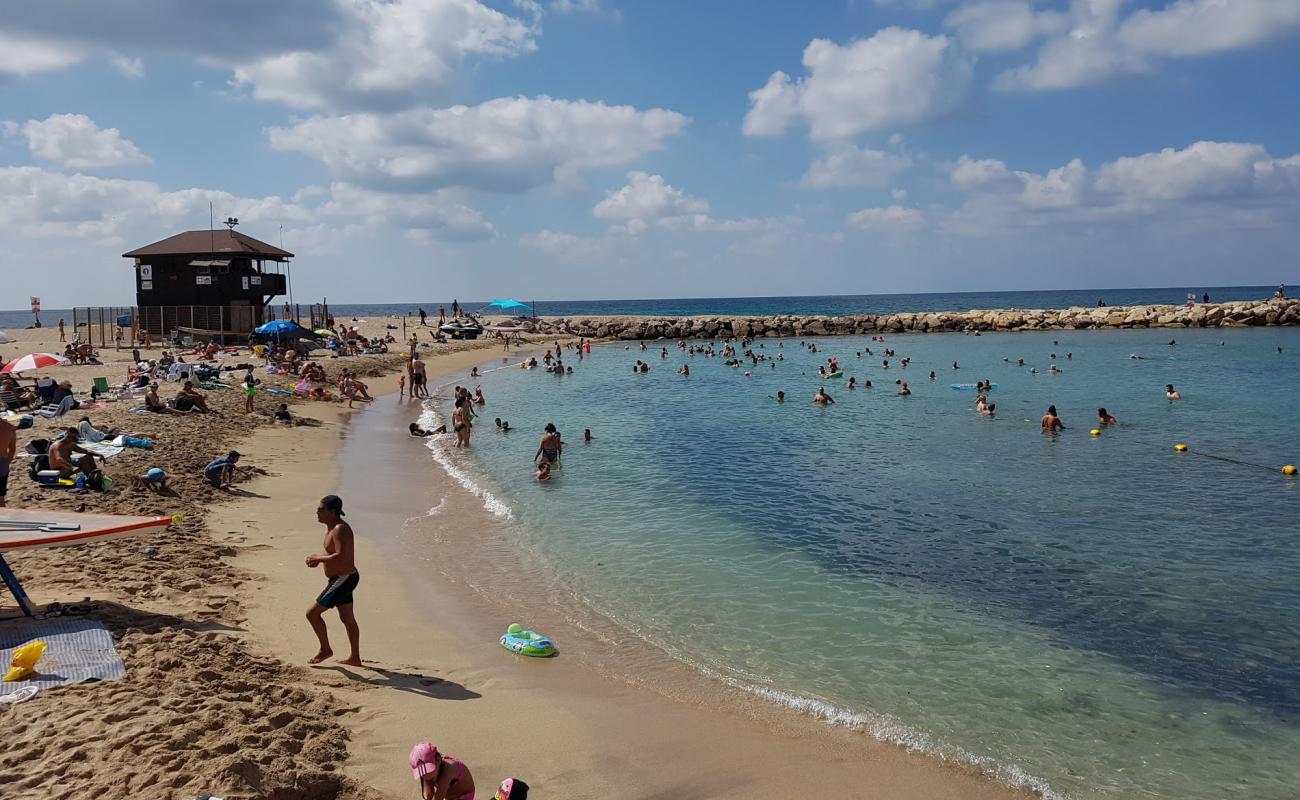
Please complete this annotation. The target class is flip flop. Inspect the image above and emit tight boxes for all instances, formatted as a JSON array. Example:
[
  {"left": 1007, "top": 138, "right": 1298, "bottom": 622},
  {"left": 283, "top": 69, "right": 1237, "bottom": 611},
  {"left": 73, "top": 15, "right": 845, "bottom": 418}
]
[{"left": 0, "top": 686, "right": 39, "bottom": 704}]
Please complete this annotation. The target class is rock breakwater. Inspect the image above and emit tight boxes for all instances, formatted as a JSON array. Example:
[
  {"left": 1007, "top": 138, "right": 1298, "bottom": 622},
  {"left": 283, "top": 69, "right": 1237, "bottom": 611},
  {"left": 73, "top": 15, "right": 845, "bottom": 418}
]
[{"left": 530, "top": 298, "right": 1300, "bottom": 339}]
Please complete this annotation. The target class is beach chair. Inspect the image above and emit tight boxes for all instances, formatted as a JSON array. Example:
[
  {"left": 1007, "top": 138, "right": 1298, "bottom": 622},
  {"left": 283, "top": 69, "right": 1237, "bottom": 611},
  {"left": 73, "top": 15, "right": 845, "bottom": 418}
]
[{"left": 34, "top": 396, "right": 76, "bottom": 419}]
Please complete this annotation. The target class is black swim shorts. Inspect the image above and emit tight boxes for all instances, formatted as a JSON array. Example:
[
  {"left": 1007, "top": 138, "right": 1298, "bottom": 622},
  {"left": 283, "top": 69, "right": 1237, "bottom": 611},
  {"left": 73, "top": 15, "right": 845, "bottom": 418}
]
[
  {"left": 0, "top": 459, "right": 9, "bottom": 499},
  {"left": 317, "top": 572, "right": 360, "bottom": 609}
]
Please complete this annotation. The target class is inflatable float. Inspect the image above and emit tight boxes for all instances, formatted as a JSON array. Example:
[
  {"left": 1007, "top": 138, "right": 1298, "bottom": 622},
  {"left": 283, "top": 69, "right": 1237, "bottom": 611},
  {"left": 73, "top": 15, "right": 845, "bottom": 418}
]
[
  {"left": 951, "top": 383, "right": 997, "bottom": 391},
  {"left": 500, "top": 623, "right": 556, "bottom": 657},
  {"left": 821, "top": 371, "right": 843, "bottom": 379}
]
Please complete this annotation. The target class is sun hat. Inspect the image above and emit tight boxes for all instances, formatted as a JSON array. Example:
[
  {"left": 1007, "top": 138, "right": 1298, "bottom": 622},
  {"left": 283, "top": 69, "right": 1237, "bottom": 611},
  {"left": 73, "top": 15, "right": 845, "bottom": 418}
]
[
  {"left": 495, "top": 778, "right": 529, "bottom": 800},
  {"left": 409, "top": 742, "right": 439, "bottom": 780}
]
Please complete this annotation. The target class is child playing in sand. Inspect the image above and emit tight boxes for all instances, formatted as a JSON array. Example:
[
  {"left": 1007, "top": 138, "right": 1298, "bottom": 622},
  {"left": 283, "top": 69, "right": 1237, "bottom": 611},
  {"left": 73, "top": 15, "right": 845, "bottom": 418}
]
[
  {"left": 305, "top": 495, "right": 361, "bottom": 666},
  {"left": 409, "top": 742, "right": 476, "bottom": 800},
  {"left": 275, "top": 403, "right": 292, "bottom": 423},
  {"left": 132, "top": 467, "right": 169, "bottom": 493},
  {"left": 204, "top": 451, "right": 240, "bottom": 488}
]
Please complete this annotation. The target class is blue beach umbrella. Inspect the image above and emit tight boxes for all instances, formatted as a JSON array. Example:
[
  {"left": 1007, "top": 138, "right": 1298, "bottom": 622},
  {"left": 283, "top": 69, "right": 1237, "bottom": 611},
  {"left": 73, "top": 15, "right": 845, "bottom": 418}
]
[
  {"left": 253, "top": 320, "right": 316, "bottom": 340},
  {"left": 485, "top": 299, "right": 534, "bottom": 313}
]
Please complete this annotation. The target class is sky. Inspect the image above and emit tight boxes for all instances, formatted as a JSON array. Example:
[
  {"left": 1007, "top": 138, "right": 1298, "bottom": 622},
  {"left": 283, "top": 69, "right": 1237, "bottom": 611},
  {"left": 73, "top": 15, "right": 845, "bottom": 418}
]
[{"left": 2, "top": 0, "right": 1299, "bottom": 307}]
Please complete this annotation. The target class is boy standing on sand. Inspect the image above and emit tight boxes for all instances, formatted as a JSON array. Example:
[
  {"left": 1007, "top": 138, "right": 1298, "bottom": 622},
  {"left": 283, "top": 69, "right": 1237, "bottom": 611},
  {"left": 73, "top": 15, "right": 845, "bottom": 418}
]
[{"left": 305, "top": 495, "right": 362, "bottom": 666}]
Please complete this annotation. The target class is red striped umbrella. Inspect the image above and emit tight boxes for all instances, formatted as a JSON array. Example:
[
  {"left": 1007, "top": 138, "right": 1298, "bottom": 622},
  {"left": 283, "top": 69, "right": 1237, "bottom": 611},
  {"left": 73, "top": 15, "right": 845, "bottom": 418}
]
[{"left": 1, "top": 353, "right": 70, "bottom": 374}]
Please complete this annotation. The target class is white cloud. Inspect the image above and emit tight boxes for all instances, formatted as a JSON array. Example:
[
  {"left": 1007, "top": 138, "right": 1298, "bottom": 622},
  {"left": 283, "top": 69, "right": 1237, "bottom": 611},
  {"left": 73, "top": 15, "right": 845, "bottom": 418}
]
[
  {"left": 593, "top": 172, "right": 708, "bottom": 220},
  {"left": 0, "top": 1, "right": 536, "bottom": 112},
  {"left": 1120, "top": 0, "right": 1300, "bottom": 58},
  {"left": 233, "top": 0, "right": 536, "bottom": 111},
  {"left": 520, "top": 229, "right": 609, "bottom": 260},
  {"left": 109, "top": 54, "right": 145, "bottom": 78},
  {"left": 801, "top": 144, "right": 913, "bottom": 188},
  {"left": 847, "top": 205, "right": 926, "bottom": 230},
  {"left": 10, "top": 114, "right": 151, "bottom": 170},
  {"left": 990, "top": 0, "right": 1300, "bottom": 91},
  {"left": 318, "top": 182, "right": 494, "bottom": 240},
  {"left": 268, "top": 96, "right": 689, "bottom": 192},
  {"left": 550, "top": 0, "right": 605, "bottom": 13},
  {"left": 0, "top": 34, "right": 83, "bottom": 77},
  {"left": 0, "top": 166, "right": 310, "bottom": 240},
  {"left": 743, "top": 28, "right": 973, "bottom": 140},
  {"left": 947, "top": 141, "right": 1300, "bottom": 225},
  {"left": 944, "top": 1, "right": 1068, "bottom": 53}
]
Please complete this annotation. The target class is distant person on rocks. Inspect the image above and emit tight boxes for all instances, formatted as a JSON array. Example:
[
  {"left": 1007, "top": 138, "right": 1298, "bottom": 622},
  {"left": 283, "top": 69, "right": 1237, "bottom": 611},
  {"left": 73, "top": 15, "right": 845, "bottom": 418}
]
[
  {"left": 1041, "top": 405, "right": 1065, "bottom": 433},
  {"left": 305, "top": 494, "right": 362, "bottom": 666}
]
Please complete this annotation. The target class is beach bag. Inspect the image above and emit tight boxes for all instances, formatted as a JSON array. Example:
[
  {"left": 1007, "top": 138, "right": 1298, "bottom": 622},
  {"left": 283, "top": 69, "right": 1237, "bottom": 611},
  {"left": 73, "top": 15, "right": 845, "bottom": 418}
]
[
  {"left": 17, "top": 415, "right": 33, "bottom": 430},
  {"left": 25, "top": 439, "right": 50, "bottom": 455}
]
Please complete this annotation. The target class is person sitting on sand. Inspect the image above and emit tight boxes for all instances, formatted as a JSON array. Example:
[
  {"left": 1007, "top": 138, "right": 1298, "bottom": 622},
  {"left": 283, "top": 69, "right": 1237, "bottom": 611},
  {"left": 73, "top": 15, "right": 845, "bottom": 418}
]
[
  {"left": 410, "top": 742, "right": 475, "bottom": 800},
  {"left": 1041, "top": 405, "right": 1065, "bottom": 432},
  {"left": 275, "top": 403, "right": 293, "bottom": 423},
  {"left": 143, "top": 382, "right": 177, "bottom": 414},
  {"left": 305, "top": 495, "right": 362, "bottom": 666},
  {"left": 205, "top": 450, "right": 241, "bottom": 488},
  {"left": 1165, "top": 384, "right": 1181, "bottom": 400},
  {"left": 814, "top": 387, "right": 834, "bottom": 405},
  {"left": 1097, "top": 408, "right": 1118, "bottom": 425},
  {"left": 49, "top": 428, "right": 99, "bottom": 479},
  {"left": 77, "top": 417, "right": 120, "bottom": 442},
  {"left": 175, "top": 381, "right": 212, "bottom": 413}
]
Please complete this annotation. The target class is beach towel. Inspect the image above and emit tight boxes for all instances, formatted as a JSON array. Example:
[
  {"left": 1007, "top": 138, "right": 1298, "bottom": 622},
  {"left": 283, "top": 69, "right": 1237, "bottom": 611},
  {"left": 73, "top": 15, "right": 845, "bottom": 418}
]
[
  {"left": 0, "top": 619, "right": 125, "bottom": 695},
  {"left": 77, "top": 441, "right": 124, "bottom": 460},
  {"left": 262, "top": 388, "right": 292, "bottom": 395},
  {"left": 111, "top": 435, "right": 152, "bottom": 449}
]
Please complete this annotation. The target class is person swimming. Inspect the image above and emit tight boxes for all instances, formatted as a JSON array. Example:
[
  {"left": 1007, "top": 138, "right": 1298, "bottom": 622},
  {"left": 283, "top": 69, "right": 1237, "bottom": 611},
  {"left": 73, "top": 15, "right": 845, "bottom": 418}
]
[
  {"left": 897, "top": 380, "right": 911, "bottom": 396},
  {"left": 1041, "top": 405, "right": 1065, "bottom": 432},
  {"left": 814, "top": 387, "right": 834, "bottom": 405},
  {"left": 1166, "top": 384, "right": 1181, "bottom": 400},
  {"left": 776, "top": 391, "right": 785, "bottom": 402},
  {"left": 1097, "top": 408, "right": 1118, "bottom": 425},
  {"left": 535, "top": 423, "right": 562, "bottom": 464}
]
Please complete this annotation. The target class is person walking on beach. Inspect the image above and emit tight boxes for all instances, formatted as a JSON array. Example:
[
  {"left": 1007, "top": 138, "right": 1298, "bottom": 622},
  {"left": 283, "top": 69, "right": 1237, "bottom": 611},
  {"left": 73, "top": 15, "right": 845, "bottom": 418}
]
[
  {"left": 1041, "top": 405, "right": 1065, "bottom": 433},
  {"left": 0, "top": 416, "right": 15, "bottom": 507},
  {"left": 306, "top": 495, "right": 361, "bottom": 666},
  {"left": 58, "top": 318, "right": 65, "bottom": 343},
  {"left": 419, "top": 308, "right": 428, "bottom": 327}
]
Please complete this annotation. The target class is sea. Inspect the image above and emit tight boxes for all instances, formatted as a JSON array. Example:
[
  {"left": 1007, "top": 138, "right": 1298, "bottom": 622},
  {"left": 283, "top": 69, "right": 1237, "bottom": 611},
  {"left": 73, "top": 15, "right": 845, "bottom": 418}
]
[
  {"left": 414, "top": 322, "right": 1300, "bottom": 800},
  {"left": 0, "top": 285, "right": 1286, "bottom": 331}
]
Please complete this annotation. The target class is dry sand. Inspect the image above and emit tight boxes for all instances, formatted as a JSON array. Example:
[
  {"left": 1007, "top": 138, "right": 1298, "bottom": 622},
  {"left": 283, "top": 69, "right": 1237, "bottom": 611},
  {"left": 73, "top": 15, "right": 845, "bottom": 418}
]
[{"left": 1, "top": 319, "right": 1028, "bottom": 799}]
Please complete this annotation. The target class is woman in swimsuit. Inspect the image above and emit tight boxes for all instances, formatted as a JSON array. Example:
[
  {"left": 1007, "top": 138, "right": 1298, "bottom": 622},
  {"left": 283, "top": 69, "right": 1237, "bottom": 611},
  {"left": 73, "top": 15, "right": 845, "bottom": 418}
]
[
  {"left": 535, "top": 423, "right": 561, "bottom": 465},
  {"left": 410, "top": 742, "right": 476, "bottom": 800}
]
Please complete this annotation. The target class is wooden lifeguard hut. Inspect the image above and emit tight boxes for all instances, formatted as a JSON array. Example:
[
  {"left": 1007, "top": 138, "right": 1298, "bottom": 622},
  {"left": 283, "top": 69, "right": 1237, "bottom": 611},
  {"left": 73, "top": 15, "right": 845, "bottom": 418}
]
[{"left": 121, "top": 219, "right": 292, "bottom": 338}]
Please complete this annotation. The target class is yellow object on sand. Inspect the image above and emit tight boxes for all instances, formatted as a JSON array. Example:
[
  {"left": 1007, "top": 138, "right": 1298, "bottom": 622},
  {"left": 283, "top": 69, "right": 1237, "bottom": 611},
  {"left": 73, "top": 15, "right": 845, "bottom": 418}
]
[{"left": 4, "top": 641, "right": 47, "bottom": 682}]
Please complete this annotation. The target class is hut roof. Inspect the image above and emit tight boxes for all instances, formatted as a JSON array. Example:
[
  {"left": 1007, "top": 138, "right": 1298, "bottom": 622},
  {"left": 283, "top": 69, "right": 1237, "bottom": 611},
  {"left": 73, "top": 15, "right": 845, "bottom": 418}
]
[{"left": 123, "top": 229, "right": 293, "bottom": 260}]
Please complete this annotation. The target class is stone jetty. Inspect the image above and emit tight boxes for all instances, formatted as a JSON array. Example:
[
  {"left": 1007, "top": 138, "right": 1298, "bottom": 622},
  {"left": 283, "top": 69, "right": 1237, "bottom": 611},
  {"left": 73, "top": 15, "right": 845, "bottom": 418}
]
[{"left": 528, "top": 297, "right": 1300, "bottom": 339}]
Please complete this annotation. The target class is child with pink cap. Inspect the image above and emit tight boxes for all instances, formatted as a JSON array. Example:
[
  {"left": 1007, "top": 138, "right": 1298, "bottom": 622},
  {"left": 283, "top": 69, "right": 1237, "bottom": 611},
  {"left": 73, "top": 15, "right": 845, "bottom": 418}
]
[{"left": 410, "top": 742, "right": 476, "bottom": 800}]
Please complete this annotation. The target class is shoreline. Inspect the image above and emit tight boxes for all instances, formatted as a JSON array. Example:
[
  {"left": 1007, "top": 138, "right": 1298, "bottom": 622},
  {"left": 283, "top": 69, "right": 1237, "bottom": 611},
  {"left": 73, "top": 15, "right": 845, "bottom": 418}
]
[
  {"left": 225, "top": 348, "right": 1033, "bottom": 798},
  {"left": 532, "top": 296, "right": 1300, "bottom": 338}
]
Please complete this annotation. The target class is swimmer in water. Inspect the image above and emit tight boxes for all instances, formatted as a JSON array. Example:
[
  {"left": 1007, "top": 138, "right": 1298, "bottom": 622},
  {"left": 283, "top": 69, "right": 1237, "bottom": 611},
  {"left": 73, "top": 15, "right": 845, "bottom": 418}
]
[
  {"left": 536, "top": 461, "right": 551, "bottom": 481},
  {"left": 1041, "top": 405, "right": 1065, "bottom": 432},
  {"left": 929, "top": 371, "right": 936, "bottom": 381},
  {"left": 409, "top": 422, "right": 446, "bottom": 436},
  {"left": 814, "top": 387, "right": 834, "bottom": 405},
  {"left": 776, "top": 391, "right": 785, "bottom": 403},
  {"left": 1097, "top": 408, "right": 1118, "bottom": 425},
  {"left": 678, "top": 364, "right": 689, "bottom": 376},
  {"left": 975, "top": 394, "right": 988, "bottom": 414},
  {"left": 583, "top": 428, "right": 592, "bottom": 442},
  {"left": 1049, "top": 365, "right": 1060, "bottom": 374},
  {"left": 1165, "top": 384, "right": 1181, "bottom": 400},
  {"left": 847, "top": 377, "right": 856, "bottom": 389},
  {"left": 897, "top": 380, "right": 911, "bottom": 396}
]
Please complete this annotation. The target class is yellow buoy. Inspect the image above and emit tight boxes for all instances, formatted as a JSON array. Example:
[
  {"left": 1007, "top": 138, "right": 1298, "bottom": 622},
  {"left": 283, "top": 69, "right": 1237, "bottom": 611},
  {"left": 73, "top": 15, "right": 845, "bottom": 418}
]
[
  {"left": 1090, "top": 429, "right": 1101, "bottom": 436},
  {"left": 1174, "top": 443, "right": 1188, "bottom": 452},
  {"left": 1284, "top": 465, "right": 1298, "bottom": 476}
]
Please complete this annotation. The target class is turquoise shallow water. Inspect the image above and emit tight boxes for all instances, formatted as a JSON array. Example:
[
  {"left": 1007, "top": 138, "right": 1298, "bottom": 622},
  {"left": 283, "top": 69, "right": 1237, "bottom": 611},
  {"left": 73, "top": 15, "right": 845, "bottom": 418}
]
[{"left": 427, "top": 327, "right": 1300, "bottom": 799}]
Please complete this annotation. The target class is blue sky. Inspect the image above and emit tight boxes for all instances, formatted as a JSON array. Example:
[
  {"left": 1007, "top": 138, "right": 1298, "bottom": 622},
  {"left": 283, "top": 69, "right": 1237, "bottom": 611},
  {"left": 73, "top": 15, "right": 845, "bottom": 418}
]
[{"left": 2, "top": 0, "right": 1299, "bottom": 307}]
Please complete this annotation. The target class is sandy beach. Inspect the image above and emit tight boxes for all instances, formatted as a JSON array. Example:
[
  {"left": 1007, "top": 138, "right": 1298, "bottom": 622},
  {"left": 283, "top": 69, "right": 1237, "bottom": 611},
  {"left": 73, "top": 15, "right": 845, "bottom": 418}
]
[{"left": 1, "top": 318, "right": 1027, "bottom": 799}]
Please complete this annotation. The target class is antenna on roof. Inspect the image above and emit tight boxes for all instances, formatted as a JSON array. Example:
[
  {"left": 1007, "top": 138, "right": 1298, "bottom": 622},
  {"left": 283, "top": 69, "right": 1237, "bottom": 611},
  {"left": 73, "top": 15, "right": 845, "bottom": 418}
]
[{"left": 224, "top": 217, "right": 239, "bottom": 231}]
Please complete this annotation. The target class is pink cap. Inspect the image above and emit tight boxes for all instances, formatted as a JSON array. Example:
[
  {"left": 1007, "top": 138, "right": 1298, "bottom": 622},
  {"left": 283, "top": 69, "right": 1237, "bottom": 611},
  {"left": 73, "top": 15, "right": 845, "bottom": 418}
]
[{"left": 410, "top": 742, "right": 440, "bottom": 780}]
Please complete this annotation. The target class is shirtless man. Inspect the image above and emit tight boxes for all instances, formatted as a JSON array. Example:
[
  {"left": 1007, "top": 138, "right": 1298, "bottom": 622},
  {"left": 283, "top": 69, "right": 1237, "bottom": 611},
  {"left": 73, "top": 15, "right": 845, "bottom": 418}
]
[
  {"left": 411, "top": 356, "right": 428, "bottom": 398},
  {"left": 49, "top": 428, "right": 99, "bottom": 479},
  {"left": 814, "top": 387, "right": 834, "bottom": 405},
  {"left": 1165, "top": 384, "right": 1181, "bottom": 400},
  {"left": 1041, "top": 405, "right": 1065, "bottom": 433},
  {"left": 305, "top": 495, "right": 361, "bottom": 666},
  {"left": 0, "top": 416, "right": 15, "bottom": 507}
]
